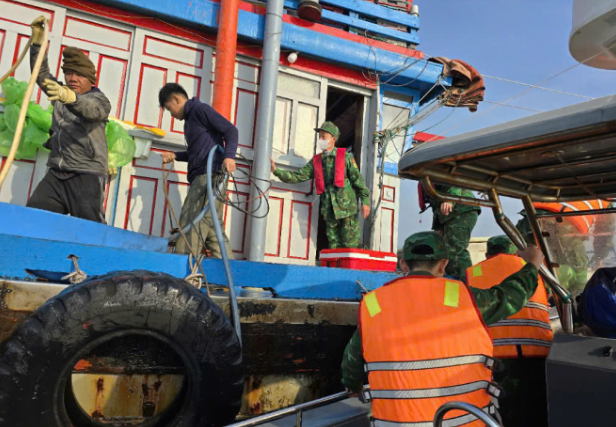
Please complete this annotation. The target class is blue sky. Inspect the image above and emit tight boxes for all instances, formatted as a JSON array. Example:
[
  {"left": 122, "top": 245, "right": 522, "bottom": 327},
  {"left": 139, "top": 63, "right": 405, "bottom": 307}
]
[{"left": 397, "top": 0, "right": 615, "bottom": 246}]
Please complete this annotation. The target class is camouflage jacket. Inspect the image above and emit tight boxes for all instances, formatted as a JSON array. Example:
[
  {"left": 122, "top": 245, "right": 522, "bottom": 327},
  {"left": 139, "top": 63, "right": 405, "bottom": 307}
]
[
  {"left": 273, "top": 150, "right": 371, "bottom": 221},
  {"left": 429, "top": 185, "right": 482, "bottom": 227},
  {"left": 341, "top": 265, "right": 539, "bottom": 392}
]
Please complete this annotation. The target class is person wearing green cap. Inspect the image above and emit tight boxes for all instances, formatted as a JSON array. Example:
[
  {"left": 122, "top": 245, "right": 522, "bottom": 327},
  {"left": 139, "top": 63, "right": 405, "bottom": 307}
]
[
  {"left": 426, "top": 184, "right": 482, "bottom": 280},
  {"left": 270, "top": 121, "right": 371, "bottom": 248},
  {"left": 341, "top": 231, "right": 544, "bottom": 398},
  {"left": 466, "top": 234, "right": 552, "bottom": 427}
]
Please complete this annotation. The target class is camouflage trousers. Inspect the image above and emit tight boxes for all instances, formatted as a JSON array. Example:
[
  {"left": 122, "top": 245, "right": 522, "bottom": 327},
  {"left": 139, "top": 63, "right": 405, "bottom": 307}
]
[
  {"left": 325, "top": 214, "right": 361, "bottom": 249},
  {"left": 175, "top": 174, "right": 234, "bottom": 259},
  {"left": 435, "top": 211, "right": 479, "bottom": 280}
]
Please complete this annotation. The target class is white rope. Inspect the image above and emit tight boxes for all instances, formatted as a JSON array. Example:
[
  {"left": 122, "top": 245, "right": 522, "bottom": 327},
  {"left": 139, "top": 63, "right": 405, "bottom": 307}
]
[
  {"left": 483, "top": 74, "right": 594, "bottom": 100},
  {"left": 184, "top": 254, "right": 205, "bottom": 289},
  {"left": 61, "top": 255, "right": 88, "bottom": 285}
]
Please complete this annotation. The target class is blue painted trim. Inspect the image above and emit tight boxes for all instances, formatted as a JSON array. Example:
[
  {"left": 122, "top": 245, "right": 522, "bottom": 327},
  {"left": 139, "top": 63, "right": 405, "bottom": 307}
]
[
  {"left": 100, "top": 0, "right": 445, "bottom": 91},
  {"left": 0, "top": 233, "right": 397, "bottom": 301},
  {"left": 0, "top": 203, "right": 169, "bottom": 253},
  {"left": 320, "top": 0, "right": 420, "bottom": 29},
  {"left": 0, "top": 234, "right": 189, "bottom": 279},
  {"left": 199, "top": 258, "right": 398, "bottom": 301},
  {"left": 284, "top": 0, "right": 419, "bottom": 45},
  {"left": 383, "top": 161, "right": 399, "bottom": 176}
]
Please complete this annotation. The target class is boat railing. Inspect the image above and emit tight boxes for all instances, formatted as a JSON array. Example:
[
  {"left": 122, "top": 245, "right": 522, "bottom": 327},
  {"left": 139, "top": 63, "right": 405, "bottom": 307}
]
[
  {"left": 433, "top": 402, "right": 501, "bottom": 427},
  {"left": 226, "top": 391, "right": 351, "bottom": 427}
]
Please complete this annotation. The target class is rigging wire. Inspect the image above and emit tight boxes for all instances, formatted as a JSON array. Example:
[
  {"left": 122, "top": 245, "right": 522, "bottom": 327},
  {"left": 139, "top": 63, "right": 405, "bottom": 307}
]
[{"left": 483, "top": 74, "right": 594, "bottom": 100}]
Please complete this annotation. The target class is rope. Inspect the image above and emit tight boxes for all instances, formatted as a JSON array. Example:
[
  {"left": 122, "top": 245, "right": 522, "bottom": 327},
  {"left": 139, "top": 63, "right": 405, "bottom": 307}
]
[
  {"left": 162, "top": 165, "right": 210, "bottom": 294},
  {"left": 184, "top": 254, "right": 206, "bottom": 289},
  {"left": 0, "top": 21, "right": 50, "bottom": 188},
  {"left": 61, "top": 255, "right": 88, "bottom": 284},
  {"left": 0, "top": 39, "right": 32, "bottom": 84}
]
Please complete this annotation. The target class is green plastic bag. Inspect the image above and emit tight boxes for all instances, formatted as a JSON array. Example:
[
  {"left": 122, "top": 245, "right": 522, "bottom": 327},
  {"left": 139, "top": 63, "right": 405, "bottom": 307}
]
[
  {"left": 1, "top": 77, "right": 28, "bottom": 106},
  {"left": 0, "top": 114, "right": 6, "bottom": 132},
  {"left": 0, "top": 118, "right": 48, "bottom": 160},
  {"left": 106, "top": 120, "right": 136, "bottom": 168},
  {"left": 27, "top": 102, "right": 52, "bottom": 132},
  {"left": 4, "top": 104, "right": 20, "bottom": 133}
]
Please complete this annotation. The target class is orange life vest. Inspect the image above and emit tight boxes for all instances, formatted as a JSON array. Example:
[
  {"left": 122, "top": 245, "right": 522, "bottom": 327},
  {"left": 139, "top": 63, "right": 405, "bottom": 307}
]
[
  {"left": 466, "top": 254, "right": 553, "bottom": 358},
  {"left": 313, "top": 147, "right": 346, "bottom": 195},
  {"left": 359, "top": 276, "right": 500, "bottom": 427},
  {"left": 533, "top": 200, "right": 610, "bottom": 234}
]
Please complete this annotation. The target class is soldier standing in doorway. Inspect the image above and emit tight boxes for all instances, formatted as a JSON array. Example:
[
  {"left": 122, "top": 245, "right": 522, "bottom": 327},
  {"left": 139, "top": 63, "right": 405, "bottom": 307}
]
[{"left": 270, "top": 122, "right": 371, "bottom": 249}]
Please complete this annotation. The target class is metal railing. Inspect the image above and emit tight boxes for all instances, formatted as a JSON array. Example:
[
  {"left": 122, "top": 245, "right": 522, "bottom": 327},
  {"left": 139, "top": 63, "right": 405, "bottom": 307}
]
[
  {"left": 226, "top": 391, "right": 351, "bottom": 427},
  {"left": 433, "top": 402, "right": 501, "bottom": 427}
]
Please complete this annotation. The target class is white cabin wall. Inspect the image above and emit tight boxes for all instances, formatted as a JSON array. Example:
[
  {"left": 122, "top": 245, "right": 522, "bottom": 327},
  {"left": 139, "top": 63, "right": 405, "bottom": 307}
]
[{"left": 0, "top": 0, "right": 377, "bottom": 265}]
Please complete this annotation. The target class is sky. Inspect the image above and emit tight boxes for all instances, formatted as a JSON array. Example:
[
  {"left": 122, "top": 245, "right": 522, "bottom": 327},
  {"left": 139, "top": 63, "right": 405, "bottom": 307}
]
[{"left": 396, "top": 0, "right": 616, "bottom": 247}]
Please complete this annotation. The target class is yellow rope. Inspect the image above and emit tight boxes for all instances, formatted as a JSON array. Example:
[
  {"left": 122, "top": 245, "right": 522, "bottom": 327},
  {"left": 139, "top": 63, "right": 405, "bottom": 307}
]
[{"left": 0, "top": 21, "right": 49, "bottom": 187}]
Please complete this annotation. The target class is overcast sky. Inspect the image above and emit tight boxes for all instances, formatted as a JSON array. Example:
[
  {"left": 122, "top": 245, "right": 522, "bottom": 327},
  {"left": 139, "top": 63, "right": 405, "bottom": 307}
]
[{"left": 397, "top": 0, "right": 615, "bottom": 246}]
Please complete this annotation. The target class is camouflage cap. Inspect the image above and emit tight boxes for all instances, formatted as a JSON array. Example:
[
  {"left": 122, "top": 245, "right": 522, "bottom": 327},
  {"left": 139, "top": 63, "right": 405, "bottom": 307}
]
[
  {"left": 403, "top": 231, "right": 449, "bottom": 261},
  {"left": 487, "top": 235, "right": 515, "bottom": 256},
  {"left": 314, "top": 121, "right": 340, "bottom": 138}
]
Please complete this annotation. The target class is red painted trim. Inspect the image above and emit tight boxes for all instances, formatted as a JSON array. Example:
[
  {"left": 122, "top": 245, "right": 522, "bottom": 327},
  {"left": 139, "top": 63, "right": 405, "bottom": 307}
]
[
  {"left": 26, "top": 158, "right": 37, "bottom": 200},
  {"left": 0, "top": 0, "right": 56, "bottom": 30},
  {"left": 44, "top": 0, "right": 412, "bottom": 89},
  {"left": 11, "top": 34, "right": 29, "bottom": 76},
  {"left": 132, "top": 149, "right": 189, "bottom": 175},
  {"left": 382, "top": 185, "right": 395, "bottom": 202},
  {"left": 63, "top": 16, "right": 133, "bottom": 52},
  {"left": 380, "top": 207, "right": 394, "bottom": 253},
  {"left": 171, "top": 72, "right": 202, "bottom": 133},
  {"left": 143, "top": 35, "right": 204, "bottom": 69},
  {"left": 414, "top": 131, "right": 444, "bottom": 143},
  {"left": 160, "top": 179, "right": 188, "bottom": 237},
  {"left": 270, "top": 185, "right": 312, "bottom": 196},
  {"left": 103, "top": 175, "right": 111, "bottom": 212},
  {"left": 223, "top": 190, "right": 249, "bottom": 254},
  {"left": 234, "top": 87, "right": 257, "bottom": 148},
  {"left": 287, "top": 200, "right": 312, "bottom": 260},
  {"left": 134, "top": 63, "right": 167, "bottom": 128},
  {"left": 124, "top": 175, "right": 158, "bottom": 235},
  {"left": 0, "top": 30, "right": 6, "bottom": 70},
  {"left": 265, "top": 196, "right": 284, "bottom": 257},
  {"left": 97, "top": 55, "right": 128, "bottom": 118}
]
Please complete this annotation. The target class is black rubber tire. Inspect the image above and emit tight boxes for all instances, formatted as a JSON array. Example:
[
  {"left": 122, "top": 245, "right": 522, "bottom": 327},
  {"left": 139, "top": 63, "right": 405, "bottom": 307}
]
[{"left": 0, "top": 271, "right": 243, "bottom": 427}]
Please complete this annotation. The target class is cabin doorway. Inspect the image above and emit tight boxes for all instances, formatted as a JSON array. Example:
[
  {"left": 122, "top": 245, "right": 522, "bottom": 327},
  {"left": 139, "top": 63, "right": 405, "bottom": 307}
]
[{"left": 315, "top": 87, "right": 366, "bottom": 258}]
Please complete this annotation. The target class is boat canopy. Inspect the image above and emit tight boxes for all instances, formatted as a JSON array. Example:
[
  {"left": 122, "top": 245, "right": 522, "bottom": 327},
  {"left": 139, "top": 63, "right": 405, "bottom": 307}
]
[{"left": 398, "top": 95, "right": 616, "bottom": 202}]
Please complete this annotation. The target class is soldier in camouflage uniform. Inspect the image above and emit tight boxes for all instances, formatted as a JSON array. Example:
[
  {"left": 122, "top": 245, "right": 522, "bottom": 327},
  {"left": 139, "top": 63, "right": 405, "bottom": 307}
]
[
  {"left": 427, "top": 185, "right": 481, "bottom": 280},
  {"left": 270, "top": 122, "right": 371, "bottom": 249}
]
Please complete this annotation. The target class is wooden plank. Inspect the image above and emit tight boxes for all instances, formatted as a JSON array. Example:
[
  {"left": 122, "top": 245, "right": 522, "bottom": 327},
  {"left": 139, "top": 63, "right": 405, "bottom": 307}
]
[
  {"left": 320, "top": 0, "right": 419, "bottom": 29},
  {"left": 285, "top": 0, "right": 418, "bottom": 44}
]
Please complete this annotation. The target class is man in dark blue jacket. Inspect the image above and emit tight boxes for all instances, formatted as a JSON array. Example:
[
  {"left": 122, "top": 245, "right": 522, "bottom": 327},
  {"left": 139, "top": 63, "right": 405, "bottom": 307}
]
[{"left": 159, "top": 83, "right": 238, "bottom": 258}]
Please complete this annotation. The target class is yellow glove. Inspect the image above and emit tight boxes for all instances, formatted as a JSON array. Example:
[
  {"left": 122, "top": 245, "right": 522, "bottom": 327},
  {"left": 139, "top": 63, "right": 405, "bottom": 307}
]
[
  {"left": 30, "top": 16, "right": 47, "bottom": 46},
  {"left": 43, "top": 79, "right": 77, "bottom": 104}
]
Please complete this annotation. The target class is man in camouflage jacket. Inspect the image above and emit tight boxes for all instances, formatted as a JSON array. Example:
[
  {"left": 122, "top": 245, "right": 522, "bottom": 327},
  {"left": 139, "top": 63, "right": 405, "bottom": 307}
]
[
  {"left": 428, "top": 184, "right": 481, "bottom": 280},
  {"left": 270, "top": 122, "right": 371, "bottom": 248}
]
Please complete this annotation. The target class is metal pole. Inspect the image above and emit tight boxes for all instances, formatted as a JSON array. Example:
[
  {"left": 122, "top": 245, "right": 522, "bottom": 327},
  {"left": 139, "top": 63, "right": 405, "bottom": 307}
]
[
  {"left": 246, "top": 0, "right": 285, "bottom": 262},
  {"left": 433, "top": 402, "right": 501, "bottom": 427}
]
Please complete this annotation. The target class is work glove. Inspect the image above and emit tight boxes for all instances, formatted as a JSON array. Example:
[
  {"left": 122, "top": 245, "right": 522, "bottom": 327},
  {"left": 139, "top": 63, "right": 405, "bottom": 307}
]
[
  {"left": 43, "top": 79, "right": 77, "bottom": 104},
  {"left": 30, "top": 16, "right": 47, "bottom": 46}
]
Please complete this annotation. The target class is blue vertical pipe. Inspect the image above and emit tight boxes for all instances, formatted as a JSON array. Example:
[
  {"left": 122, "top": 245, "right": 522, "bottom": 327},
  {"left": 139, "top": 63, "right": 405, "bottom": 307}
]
[{"left": 246, "top": 0, "right": 285, "bottom": 262}]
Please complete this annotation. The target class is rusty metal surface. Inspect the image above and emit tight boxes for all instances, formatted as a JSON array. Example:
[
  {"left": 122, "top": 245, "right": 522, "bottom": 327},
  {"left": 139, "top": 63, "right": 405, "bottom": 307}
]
[
  {"left": 71, "top": 373, "right": 184, "bottom": 423},
  {"left": 0, "top": 280, "right": 361, "bottom": 417}
]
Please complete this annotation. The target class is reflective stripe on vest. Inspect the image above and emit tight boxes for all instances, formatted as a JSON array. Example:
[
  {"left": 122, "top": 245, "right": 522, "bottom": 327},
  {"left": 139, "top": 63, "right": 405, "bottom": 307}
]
[
  {"left": 359, "top": 276, "right": 494, "bottom": 425},
  {"left": 363, "top": 381, "right": 502, "bottom": 400},
  {"left": 372, "top": 405, "right": 496, "bottom": 427},
  {"left": 494, "top": 338, "right": 552, "bottom": 348},
  {"left": 491, "top": 319, "right": 552, "bottom": 330},
  {"left": 365, "top": 355, "right": 495, "bottom": 373},
  {"left": 465, "top": 254, "right": 553, "bottom": 358},
  {"left": 526, "top": 301, "right": 550, "bottom": 311},
  {"left": 312, "top": 147, "right": 346, "bottom": 195},
  {"left": 560, "top": 202, "right": 591, "bottom": 230}
]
